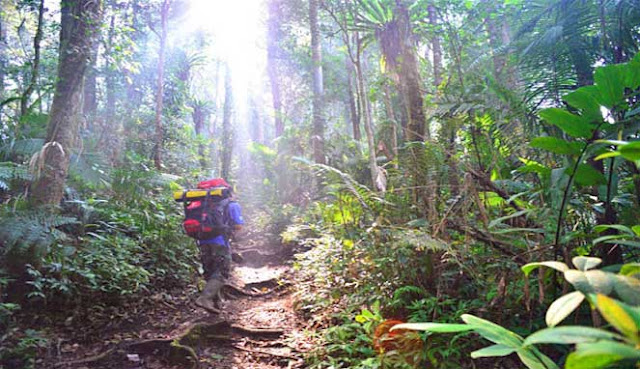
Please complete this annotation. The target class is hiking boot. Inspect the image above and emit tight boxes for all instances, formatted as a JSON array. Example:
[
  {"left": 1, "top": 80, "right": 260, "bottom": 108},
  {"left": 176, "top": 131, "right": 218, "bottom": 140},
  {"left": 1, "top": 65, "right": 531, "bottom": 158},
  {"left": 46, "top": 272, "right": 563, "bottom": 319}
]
[{"left": 195, "top": 278, "right": 223, "bottom": 313}]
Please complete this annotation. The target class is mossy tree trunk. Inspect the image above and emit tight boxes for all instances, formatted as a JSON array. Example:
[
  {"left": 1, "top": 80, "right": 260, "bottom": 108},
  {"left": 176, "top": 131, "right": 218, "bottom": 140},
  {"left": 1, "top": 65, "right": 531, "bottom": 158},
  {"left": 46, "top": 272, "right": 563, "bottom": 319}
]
[{"left": 30, "top": 0, "right": 103, "bottom": 207}]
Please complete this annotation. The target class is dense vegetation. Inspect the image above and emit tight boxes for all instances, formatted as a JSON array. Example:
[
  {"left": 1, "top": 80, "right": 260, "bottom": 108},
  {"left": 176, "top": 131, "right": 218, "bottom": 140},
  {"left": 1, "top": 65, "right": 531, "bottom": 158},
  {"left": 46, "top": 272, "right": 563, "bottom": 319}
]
[{"left": 1, "top": 0, "right": 640, "bottom": 368}]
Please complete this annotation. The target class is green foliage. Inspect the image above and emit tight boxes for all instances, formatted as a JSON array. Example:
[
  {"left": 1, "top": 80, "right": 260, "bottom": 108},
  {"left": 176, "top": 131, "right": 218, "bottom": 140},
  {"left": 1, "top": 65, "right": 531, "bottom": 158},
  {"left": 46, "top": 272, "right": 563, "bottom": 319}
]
[{"left": 0, "top": 326, "right": 48, "bottom": 369}]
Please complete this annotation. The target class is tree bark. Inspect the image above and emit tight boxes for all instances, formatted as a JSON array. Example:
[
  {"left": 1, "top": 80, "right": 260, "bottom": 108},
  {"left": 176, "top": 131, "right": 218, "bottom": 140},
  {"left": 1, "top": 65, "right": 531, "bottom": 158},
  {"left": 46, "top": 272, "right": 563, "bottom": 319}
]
[
  {"left": 20, "top": 0, "right": 45, "bottom": 118},
  {"left": 267, "top": 0, "right": 284, "bottom": 137},
  {"left": 104, "top": 13, "right": 118, "bottom": 161},
  {"left": 382, "top": 83, "right": 398, "bottom": 165},
  {"left": 192, "top": 103, "right": 208, "bottom": 170},
  {"left": 393, "top": 1, "right": 427, "bottom": 141},
  {"left": 355, "top": 37, "right": 379, "bottom": 191},
  {"left": 221, "top": 66, "right": 233, "bottom": 180},
  {"left": 30, "top": 0, "right": 102, "bottom": 207},
  {"left": 428, "top": 4, "right": 442, "bottom": 88},
  {"left": 346, "top": 57, "right": 361, "bottom": 141},
  {"left": 0, "top": 9, "right": 7, "bottom": 128},
  {"left": 310, "top": 0, "right": 325, "bottom": 164},
  {"left": 153, "top": 0, "right": 170, "bottom": 170}
]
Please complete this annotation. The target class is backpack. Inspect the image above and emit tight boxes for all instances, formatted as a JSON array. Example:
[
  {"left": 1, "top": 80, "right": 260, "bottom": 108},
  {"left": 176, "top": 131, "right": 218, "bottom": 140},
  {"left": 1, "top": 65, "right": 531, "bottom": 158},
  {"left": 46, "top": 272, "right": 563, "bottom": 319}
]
[{"left": 175, "top": 181, "right": 233, "bottom": 240}]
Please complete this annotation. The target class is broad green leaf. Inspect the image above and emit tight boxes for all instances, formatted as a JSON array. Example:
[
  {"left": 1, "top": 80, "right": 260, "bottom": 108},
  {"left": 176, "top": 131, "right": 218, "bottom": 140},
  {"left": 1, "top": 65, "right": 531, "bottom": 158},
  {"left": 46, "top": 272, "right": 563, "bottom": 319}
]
[
  {"left": 620, "top": 263, "right": 640, "bottom": 277},
  {"left": 461, "top": 314, "right": 523, "bottom": 347},
  {"left": 594, "top": 64, "right": 626, "bottom": 108},
  {"left": 545, "top": 291, "right": 585, "bottom": 327},
  {"left": 619, "top": 142, "right": 640, "bottom": 161},
  {"left": 530, "top": 136, "right": 582, "bottom": 155},
  {"left": 566, "top": 341, "right": 640, "bottom": 369},
  {"left": 539, "top": 108, "right": 594, "bottom": 138},
  {"left": 613, "top": 275, "right": 640, "bottom": 306},
  {"left": 563, "top": 86, "right": 604, "bottom": 123},
  {"left": 572, "top": 164, "right": 607, "bottom": 186},
  {"left": 517, "top": 348, "right": 559, "bottom": 369},
  {"left": 594, "top": 225, "right": 634, "bottom": 235},
  {"left": 524, "top": 326, "right": 624, "bottom": 345},
  {"left": 517, "top": 158, "right": 551, "bottom": 176},
  {"left": 595, "top": 294, "right": 638, "bottom": 339},
  {"left": 605, "top": 239, "right": 640, "bottom": 248},
  {"left": 521, "top": 261, "right": 569, "bottom": 276},
  {"left": 470, "top": 344, "right": 516, "bottom": 358},
  {"left": 572, "top": 256, "right": 602, "bottom": 271},
  {"left": 624, "top": 58, "right": 640, "bottom": 89},
  {"left": 593, "top": 234, "right": 627, "bottom": 246},
  {"left": 564, "top": 270, "right": 614, "bottom": 295},
  {"left": 632, "top": 226, "right": 640, "bottom": 237},
  {"left": 390, "top": 323, "right": 474, "bottom": 333},
  {"left": 594, "top": 151, "right": 621, "bottom": 161}
]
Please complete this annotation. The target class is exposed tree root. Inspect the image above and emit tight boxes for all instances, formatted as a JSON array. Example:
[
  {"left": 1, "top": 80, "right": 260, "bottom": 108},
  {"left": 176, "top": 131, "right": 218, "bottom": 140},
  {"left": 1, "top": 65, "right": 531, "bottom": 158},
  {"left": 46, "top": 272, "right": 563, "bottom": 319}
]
[
  {"left": 231, "top": 324, "right": 284, "bottom": 339},
  {"left": 232, "top": 344, "right": 299, "bottom": 360},
  {"left": 53, "top": 320, "right": 285, "bottom": 368}
]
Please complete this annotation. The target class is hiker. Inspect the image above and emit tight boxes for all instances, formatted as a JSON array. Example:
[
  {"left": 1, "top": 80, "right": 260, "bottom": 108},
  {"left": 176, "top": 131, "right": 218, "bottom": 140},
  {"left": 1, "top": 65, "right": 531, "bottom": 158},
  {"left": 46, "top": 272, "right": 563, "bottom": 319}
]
[{"left": 174, "top": 178, "right": 244, "bottom": 311}]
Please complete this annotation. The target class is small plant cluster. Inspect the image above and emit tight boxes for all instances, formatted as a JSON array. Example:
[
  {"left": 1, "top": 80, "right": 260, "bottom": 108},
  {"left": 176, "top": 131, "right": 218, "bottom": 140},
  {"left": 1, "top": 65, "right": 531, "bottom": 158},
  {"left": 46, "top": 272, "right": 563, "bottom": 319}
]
[
  {"left": 395, "top": 256, "right": 640, "bottom": 369},
  {"left": 0, "top": 166, "right": 199, "bottom": 367}
]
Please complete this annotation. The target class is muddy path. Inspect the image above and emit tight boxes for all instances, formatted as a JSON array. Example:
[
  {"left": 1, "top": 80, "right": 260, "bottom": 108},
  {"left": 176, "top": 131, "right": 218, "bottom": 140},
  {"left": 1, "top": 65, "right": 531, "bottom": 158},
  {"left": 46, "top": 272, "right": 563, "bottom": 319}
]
[{"left": 49, "top": 230, "right": 309, "bottom": 369}]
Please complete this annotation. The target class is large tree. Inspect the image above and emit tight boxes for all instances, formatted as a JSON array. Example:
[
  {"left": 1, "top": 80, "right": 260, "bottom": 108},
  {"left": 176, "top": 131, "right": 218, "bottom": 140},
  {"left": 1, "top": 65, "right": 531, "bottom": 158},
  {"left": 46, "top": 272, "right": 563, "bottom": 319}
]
[
  {"left": 267, "top": 0, "right": 284, "bottom": 137},
  {"left": 153, "top": 0, "right": 170, "bottom": 169},
  {"left": 19, "top": 0, "right": 45, "bottom": 118},
  {"left": 309, "top": 0, "right": 325, "bottom": 164},
  {"left": 221, "top": 65, "right": 233, "bottom": 180},
  {"left": 30, "top": 0, "right": 103, "bottom": 206}
]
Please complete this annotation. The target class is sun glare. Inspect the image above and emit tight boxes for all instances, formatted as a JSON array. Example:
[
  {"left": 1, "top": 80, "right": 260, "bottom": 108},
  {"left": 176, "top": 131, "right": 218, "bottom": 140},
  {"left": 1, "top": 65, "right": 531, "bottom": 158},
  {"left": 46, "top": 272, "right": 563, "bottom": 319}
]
[{"left": 185, "top": 0, "right": 266, "bottom": 99}]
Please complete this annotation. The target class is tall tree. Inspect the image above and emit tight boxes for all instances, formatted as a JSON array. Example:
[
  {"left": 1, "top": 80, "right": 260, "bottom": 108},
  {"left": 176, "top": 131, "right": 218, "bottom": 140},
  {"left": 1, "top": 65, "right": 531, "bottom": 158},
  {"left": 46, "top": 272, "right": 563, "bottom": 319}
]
[
  {"left": 310, "top": 0, "right": 325, "bottom": 164},
  {"left": 345, "top": 56, "right": 361, "bottom": 141},
  {"left": 0, "top": 7, "right": 7, "bottom": 128},
  {"left": 191, "top": 100, "right": 210, "bottom": 170},
  {"left": 153, "top": 0, "right": 170, "bottom": 170},
  {"left": 221, "top": 66, "right": 233, "bottom": 180},
  {"left": 267, "top": 0, "right": 284, "bottom": 137},
  {"left": 30, "top": 0, "right": 102, "bottom": 206},
  {"left": 428, "top": 4, "right": 442, "bottom": 88},
  {"left": 389, "top": 0, "right": 426, "bottom": 141},
  {"left": 19, "top": 0, "right": 45, "bottom": 118}
]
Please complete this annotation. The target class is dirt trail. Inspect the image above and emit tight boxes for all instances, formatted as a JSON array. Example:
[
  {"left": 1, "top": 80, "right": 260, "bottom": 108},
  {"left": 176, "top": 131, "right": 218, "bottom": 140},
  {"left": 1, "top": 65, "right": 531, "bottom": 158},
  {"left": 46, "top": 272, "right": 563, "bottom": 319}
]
[{"left": 51, "top": 231, "right": 308, "bottom": 369}]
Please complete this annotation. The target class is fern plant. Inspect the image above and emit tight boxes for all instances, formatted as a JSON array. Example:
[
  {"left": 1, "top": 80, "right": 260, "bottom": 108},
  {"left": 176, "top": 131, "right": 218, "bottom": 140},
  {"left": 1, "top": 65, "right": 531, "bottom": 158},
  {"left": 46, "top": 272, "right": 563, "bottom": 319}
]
[
  {"left": 0, "top": 208, "right": 78, "bottom": 273},
  {"left": 0, "top": 162, "right": 31, "bottom": 191}
]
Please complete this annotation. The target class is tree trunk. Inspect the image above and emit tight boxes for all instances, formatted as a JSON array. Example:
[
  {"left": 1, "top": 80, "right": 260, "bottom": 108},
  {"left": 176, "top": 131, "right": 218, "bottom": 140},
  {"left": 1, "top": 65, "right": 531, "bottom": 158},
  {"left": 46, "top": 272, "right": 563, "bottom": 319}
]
[
  {"left": 221, "top": 66, "right": 233, "bottom": 180},
  {"left": 30, "top": 0, "right": 102, "bottom": 207},
  {"left": 346, "top": 57, "right": 361, "bottom": 141},
  {"left": 428, "top": 4, "right": 442, "bottom": 88},
  {"left": 104, "top": 13, "right": 118, "bottom": 160},
  {"left": 0, "top": 9, "right": 7, "bottom": 128},
  {"left": 267, "top": 0, "right": 284, "bottom": 137},
  {"left": 192, "top": 103, "right": 208, "bottom": 170},
  {"left": 20, "top": 0, "right": 45, "bottom": 118},
  {"left": 355, "top": 38, "right": 379, "bottom": 191},
  {"left": 394, "top": 1, "right": 426, "bottom": 141},
  {"left": 309, "top": 0, "right": 325, "bottom": 164},
  {"left": 382, "top": 84, "right": 399, "bottom": 165},
  {"left": 153, "top": 0, "right": 169, "bottom": 170},
  {"left": 83, "top": 34, "right": 99, "bottom": 118}
]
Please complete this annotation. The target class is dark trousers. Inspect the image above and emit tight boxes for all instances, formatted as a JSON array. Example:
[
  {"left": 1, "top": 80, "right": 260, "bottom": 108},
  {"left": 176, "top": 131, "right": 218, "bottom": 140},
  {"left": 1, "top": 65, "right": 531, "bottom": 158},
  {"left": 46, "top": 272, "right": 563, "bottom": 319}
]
[{"left": 199, "top": 241, "right": 231, "bottom": 280}]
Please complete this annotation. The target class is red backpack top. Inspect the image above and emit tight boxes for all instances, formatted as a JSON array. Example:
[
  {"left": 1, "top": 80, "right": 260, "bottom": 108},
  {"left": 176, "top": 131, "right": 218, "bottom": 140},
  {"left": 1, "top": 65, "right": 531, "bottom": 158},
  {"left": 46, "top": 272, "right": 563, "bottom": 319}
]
[{"left": 197, "top": 178, "right": 230, "bottom": 189}]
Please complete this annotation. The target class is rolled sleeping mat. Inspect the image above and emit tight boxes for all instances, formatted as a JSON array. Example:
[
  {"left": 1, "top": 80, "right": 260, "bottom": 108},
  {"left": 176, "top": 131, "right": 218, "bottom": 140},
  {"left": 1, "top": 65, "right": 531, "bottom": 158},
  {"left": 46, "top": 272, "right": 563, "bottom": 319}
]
[{"left": 173, "top": 186, "right": 230, "bottom": 202}]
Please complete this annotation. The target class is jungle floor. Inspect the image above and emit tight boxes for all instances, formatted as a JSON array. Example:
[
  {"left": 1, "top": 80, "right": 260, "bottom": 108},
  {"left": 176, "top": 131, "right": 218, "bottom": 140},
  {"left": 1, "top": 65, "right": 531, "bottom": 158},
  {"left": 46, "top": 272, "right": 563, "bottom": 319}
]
[{"left": 39, "top": 227, "right": 311, "bottom": 369}]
